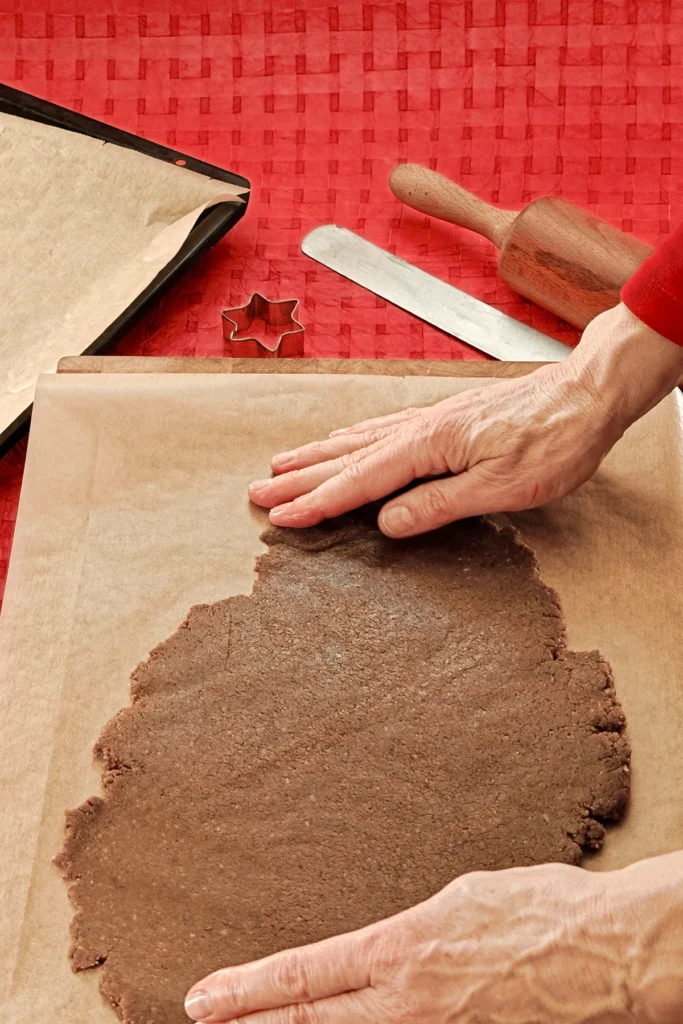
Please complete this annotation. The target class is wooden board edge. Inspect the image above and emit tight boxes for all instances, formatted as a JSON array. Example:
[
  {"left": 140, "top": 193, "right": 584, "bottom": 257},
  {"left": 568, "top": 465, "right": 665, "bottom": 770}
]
[{"left": 57, "top": 356, "right": 545, "bottom": 378}]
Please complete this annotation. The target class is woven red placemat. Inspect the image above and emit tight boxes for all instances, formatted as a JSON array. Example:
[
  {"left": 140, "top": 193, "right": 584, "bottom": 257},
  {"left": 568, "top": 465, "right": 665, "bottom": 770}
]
[{"left": 1, "top": 0, "right": 682, "bottom": 605}]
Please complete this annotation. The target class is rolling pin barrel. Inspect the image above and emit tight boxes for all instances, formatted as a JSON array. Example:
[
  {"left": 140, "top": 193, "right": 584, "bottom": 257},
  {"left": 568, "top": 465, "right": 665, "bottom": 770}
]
[{"left": 389, "top": 163, "right": 653, "bottom": 329}]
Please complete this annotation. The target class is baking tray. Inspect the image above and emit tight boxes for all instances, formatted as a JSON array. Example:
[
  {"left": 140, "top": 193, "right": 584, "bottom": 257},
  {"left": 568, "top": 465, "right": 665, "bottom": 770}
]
[{"left": 0, "top": 84, "right": 250, "bottom": 455}]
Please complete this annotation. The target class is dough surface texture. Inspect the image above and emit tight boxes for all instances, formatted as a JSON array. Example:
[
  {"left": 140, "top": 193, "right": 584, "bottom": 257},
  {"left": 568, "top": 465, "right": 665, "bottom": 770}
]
[{"left": 57, "top": 516, "right": 630, "bottom": 1024}]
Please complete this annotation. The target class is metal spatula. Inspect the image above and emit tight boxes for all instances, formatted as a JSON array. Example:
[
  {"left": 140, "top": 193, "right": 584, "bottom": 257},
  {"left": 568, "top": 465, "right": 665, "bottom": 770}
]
[{"left": 302, "top": 225, "right": 571, "bottom": 362}]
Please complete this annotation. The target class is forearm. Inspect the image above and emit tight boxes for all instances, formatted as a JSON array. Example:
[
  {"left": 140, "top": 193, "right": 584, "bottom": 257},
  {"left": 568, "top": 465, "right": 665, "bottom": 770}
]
[{"left": 613, "top": 851, "right": 683, "bottom": 1022}]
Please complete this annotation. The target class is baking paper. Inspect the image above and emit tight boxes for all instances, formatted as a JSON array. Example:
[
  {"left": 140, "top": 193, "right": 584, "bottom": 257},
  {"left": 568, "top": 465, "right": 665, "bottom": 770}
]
[
  {"left": 0, "top": 111, "right": 246, "bottom": 441},
  {"left": 0, "top": 370, "right": 681, "bottom": 1021}
]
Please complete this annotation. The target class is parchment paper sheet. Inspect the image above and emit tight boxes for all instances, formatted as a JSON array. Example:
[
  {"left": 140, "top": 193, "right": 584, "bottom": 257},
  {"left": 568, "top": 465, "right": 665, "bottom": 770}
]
[
  {"left": 0, "top": 112, "right": 246, "bottom": 439},
  {"left": 0, "top": 371, "right": 681, "bottom": 1022}
]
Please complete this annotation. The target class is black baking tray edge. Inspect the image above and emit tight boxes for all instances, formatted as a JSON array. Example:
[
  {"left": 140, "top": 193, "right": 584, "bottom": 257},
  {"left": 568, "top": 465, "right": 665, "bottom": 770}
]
[{"left": 0, "top": 83, "right": 250, "bottom": 457}]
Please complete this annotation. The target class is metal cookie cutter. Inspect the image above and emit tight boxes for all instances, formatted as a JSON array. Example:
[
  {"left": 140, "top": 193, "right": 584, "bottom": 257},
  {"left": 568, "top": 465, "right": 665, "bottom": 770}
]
[{"left": 221, "top": 293, "right": 305, "bottom": 358}]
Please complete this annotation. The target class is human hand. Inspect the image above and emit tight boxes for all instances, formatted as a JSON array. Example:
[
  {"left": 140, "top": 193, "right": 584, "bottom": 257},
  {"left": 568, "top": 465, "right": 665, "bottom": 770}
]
[
  {"left": 185, "top": 854, "right": 683, "bottom": 1023},
  {"left": 248, "top": 304, "right": 683, "bottom": 537}
]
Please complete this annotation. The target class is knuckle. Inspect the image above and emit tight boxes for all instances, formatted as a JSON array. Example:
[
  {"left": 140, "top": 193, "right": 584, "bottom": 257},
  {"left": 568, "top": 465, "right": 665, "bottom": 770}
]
[
  {"left": 412, "top": 411, "right": 455, "bottom": 464},
  {"left": 368, "top": 920, "right": 415, "bottom": 973},
  {"left": 363, "top": 427, "right": 387, "bottom": 446},
  {"left": 218, "top": 972, "right": 249, "bottom": 1013},
  {"left": 289, "top": 467, "right": 309, "bottom": 486},
  {"left": 409, "top": 410, "right": 433, "bottom": 438},
  {"left": 304, "top": 441, "right": 330, "bottom": 461},
  {"left": 507, "top": 436, "right": 531, "bottom": 462},
  {"left": 420, "top": 487, "right": 452, "bottom": 522},
  {"left": 537, "top": 861, "right": 580, "bottom": 883},
  {"left": 451, "top": 868, "right": 492, "bottom": 898},
  {"left": 285, "top": 1002, "right": 316, "bottom": 1024},
  {"left": 274, "top": 954, "right": 313, "bottom": 1004},
  {"left": 459, "top": 867, "right": 490, "bottom": 885},
  {"left": 342, "top": 457, "right": 369, "bottom": 481},
  {"left": 339, "top": 458, "right": 377, "bottom": 505}
]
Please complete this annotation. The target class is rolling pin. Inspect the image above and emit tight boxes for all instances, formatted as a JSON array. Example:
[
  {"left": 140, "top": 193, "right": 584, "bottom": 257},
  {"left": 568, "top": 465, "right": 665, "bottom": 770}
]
[{"left": 389, "top": 163, "right": 654, "bottom": 329}]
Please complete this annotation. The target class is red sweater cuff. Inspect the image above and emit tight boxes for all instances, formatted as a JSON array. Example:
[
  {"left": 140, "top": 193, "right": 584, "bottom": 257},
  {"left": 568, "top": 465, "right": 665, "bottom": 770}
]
[{"left": 621, "top": 221, "right": 683, "bottom": 347}]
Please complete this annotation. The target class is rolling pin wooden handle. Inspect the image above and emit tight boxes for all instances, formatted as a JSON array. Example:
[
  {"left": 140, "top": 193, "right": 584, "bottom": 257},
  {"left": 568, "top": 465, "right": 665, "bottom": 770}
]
[{"left": 389, "top": 163, "right": 517, "bottom": 249}]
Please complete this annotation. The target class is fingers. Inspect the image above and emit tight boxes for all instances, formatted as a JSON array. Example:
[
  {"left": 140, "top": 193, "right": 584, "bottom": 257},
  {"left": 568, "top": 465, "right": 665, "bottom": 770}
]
[
  {"left": 212, "top": 990, "right": 376, "bottom": 1024},
  {"left": 265, "top": 438, "right": 425, "bottom": 528},
  {"left": 270, "top": 429, "right": 391, "bottom": 476},
  {"left": 378, "top": 464, "right": 503, "bottom": 538},
  {"left": 251, "top": 436, "right": 396, "bottom": 509},
  {"left": 250, "top": 459, "right": 352, "bottom": 509},
  {"left": 270, "top": 410, "right": 423, "bottom": 477},
  {"left": 185, "top": 927, "right": 377, "bottom": 1023}
]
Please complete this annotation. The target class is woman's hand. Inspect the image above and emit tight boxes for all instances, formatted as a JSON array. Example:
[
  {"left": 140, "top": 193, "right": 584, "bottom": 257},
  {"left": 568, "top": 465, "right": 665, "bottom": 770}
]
[
  {"left": 248, "top": 304, "right": 683, "bottom": 537},
  {"left": 185, "top": 854, "right": 683, "bottom": 1024}
]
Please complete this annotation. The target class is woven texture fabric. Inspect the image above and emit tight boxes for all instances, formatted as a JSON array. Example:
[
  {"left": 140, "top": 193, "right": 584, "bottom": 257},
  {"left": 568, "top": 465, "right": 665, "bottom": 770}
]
[{"left": 2, "top": 0, "right": 683, "bottom": 604}]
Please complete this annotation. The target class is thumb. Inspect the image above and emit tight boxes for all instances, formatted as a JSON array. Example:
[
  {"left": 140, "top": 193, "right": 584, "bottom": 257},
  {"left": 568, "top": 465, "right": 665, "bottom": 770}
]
[
  {"left": 185, "top": 924, "right": 377, "bottom": 1022},
  {"left": 378, "top": 465, "right": 503, "bottom": 538}
]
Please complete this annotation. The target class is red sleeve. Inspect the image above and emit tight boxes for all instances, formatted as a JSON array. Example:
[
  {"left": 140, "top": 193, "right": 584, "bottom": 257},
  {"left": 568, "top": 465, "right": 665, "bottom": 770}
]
[{"left": 621, "top": 221, "right": 683, "bottom": 347}]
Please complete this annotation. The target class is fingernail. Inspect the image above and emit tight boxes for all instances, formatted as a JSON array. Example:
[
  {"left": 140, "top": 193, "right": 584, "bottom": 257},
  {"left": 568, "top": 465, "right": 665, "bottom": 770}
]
[
  {"left": 249, "top": 479, "right": 270, "bottom": 493},
  {"left": 380, "top": 505, "right": 415, "bottom": 537},
  {"left": 329, "top": 428, "right": 347, "bottom": 437},
  {"left": 185, "top": 989, "right": 214, "bottom": 1021},
  {"left": 272, "top": 451, "right": 295, "bottom": 468},
  {"left": 270, "top": 502, "right": 293, "bottom": 518}
]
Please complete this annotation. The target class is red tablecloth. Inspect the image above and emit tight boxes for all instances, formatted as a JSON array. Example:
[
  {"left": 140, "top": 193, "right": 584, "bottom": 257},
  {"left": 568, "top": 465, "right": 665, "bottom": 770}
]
[{"left": 1, "top": 0, "right": 683, "bottom": 605}]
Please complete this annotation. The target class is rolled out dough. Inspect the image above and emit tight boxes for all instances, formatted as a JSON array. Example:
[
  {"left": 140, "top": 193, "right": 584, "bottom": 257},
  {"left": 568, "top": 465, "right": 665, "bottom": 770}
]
[{"left": 56, "top": 515, "right": 630, "bottom": 1024}]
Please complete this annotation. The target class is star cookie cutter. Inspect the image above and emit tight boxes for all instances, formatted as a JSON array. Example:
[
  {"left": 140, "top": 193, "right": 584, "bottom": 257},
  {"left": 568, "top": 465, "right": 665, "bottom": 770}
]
[{"left": 221, "top": 293, "right": 305, "bottom": 358}]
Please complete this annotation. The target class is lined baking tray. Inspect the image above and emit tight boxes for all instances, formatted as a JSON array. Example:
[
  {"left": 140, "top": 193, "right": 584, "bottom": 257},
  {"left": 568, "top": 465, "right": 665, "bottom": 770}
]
[{"left": 0, "top": 84, "right": 250, "bottom": 454}]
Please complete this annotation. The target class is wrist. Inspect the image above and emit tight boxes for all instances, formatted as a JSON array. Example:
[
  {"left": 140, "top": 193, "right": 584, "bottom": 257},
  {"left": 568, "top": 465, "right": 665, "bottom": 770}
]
[
  {"left": 564, "top": 303, "right": 683, "bottom": 437},
  {"left": 610, "top": 853, "right": 683, "bottom": 1023}
]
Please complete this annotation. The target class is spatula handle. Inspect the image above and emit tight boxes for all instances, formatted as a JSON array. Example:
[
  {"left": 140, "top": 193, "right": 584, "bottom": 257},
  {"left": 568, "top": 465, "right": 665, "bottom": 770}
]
[{"left": 389, "top": 163, "right": 517, "bottom": 249}]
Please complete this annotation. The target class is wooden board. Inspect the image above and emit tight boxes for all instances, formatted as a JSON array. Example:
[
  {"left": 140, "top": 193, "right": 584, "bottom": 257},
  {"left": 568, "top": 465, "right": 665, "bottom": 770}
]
[{"left": 57, "top": 356, "right": 542, "bottom": 378}]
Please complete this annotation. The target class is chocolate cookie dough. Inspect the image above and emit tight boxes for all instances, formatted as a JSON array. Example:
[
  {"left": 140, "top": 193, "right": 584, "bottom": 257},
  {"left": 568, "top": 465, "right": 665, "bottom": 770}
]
[{"left": 56, "top": 515, "right": 630, "bottom": 1024}]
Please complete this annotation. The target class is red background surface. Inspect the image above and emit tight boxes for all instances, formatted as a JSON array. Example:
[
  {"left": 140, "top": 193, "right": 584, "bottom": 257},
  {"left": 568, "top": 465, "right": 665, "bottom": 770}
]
[{"left": 1, "top": 0, "right": 683, "bottom": 606}]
